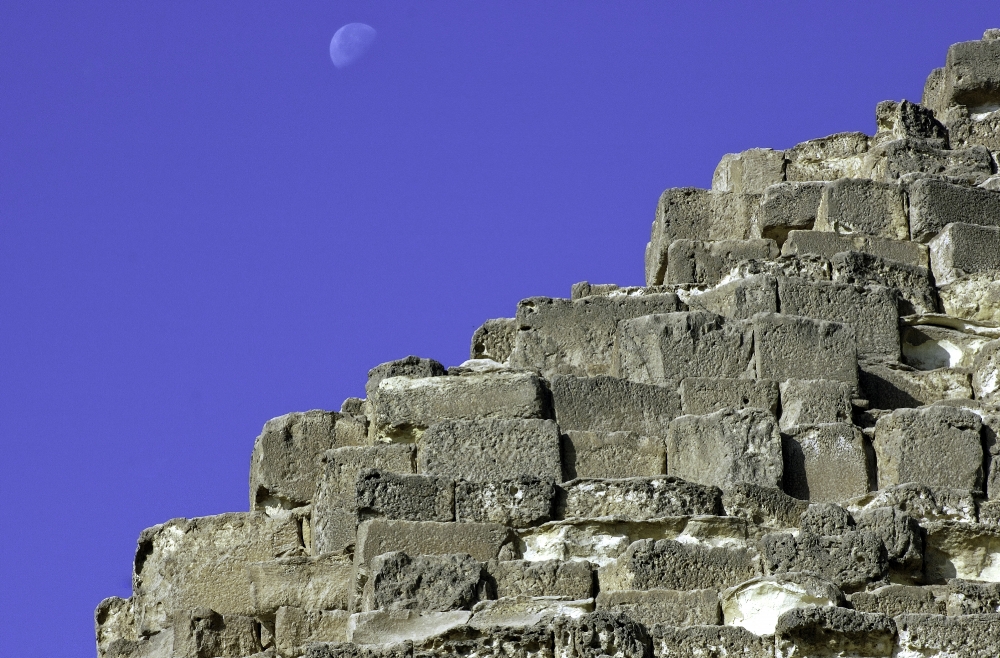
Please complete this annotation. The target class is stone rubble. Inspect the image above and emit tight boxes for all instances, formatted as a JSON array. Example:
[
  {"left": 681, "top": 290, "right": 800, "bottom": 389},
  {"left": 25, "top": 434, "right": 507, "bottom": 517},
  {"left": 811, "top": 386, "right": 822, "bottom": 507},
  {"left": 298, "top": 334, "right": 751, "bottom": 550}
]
[{"left": 98, "top": 31, "right": 1000, "bottom": 658}]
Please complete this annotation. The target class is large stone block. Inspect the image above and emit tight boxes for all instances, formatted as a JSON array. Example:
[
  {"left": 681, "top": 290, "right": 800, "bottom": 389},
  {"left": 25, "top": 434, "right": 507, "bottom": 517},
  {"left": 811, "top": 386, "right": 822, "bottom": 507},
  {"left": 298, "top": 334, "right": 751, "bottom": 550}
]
[
  {"left": 908, "top": 177, "right": 1000, "bottom": 243},
  {"left": 599, "top": 538, "right": 761, "bottom": 592},
  {"left": 552, "top": 611, "right": 650, "bottom": 658},
  {"left": 347, "top": 610, "right": 472, "bottom": 645},
  {"left": 864, "top": 139, "right": 993, "bottom": 184},
  {"left": 95, "top": 597, "right": 137, "bottom": 658},
  {"left": 924, "top": 522, "right": 1000, "bottom": 583},
  {"left": 779, "top": 379, "right": 853, "bottom": 430},
  {"left": 761, "top": 530, "right": 888, "bottom": 591},
  {"left": 944, "top": 579, "right": 1000, "bottom": 614},
  {"left": 930, "top": 222, "right": 1000, "bottom": 286},
  {"left": 370, "top": 372, "right": 549, "bottom": 442},
  {"left": 168, "top": 610, "right": 264, "bottom": 658},
  {"left": 455, "top": 477, "right": 555, "bottom": 528},
  {"left": 248, "top": 553, "right": 353, "bottom": 614},
  {"left": 305, "top": 641, "right": 412, "bottom": 658},
  {"left": 648, "top": 625, "right": 773, "bottom": 658},
  {"left": 941, "top": 104, "right": 1000, "bottom": 152},
  {"left": 679, "top": 377, "right": 779, "bottom": 416},
  {"left": 360, "top": 552, "right": 489, "bottom": 613},
  {"left": 558, "top": 477, "right": 722, "bottom": 520},
  {"left": 667, "top": 408, "right": 783, "bottom": 490},
  {"left": 781, "top": 423, "right": 871, "bottom": 503},
  {"left": 872, "top": 406, "right": 983, "bottom": 491},
  {"left": 814, "top": 178, "right": 908, "bottom": 240},
  {"left": 751, "top": 182, "right": 824, "bottom": 246},
  {"left": 752, "top": 313, "right": 858, "bottom": 387},
  {"left": 355, "top": 470, "right": 454, "bottom": 524},
  {"left": 132, "top": 512, "right": 303, "bottom": 634},
  {"left": 276, "top": 607, "right": 351, "bottom": 656},
  {"left": 859, "top": 361, "right": 973, "bottom": 409},
  {"left": 722, "top": 573, "right": 843, "bottom": 636},
  {"left": 850, "top": 584, "right": 946, "bottom": 616},
  {"left": 782, "top": 229, "right": 929, "bottom": 269},
  {"left": 774, "top": 606, "right": 896, "bottom": 658},
  {"left": 250, "top": 410, "right": 342, "bottom": 510},
  {"left": 468, "top": 596, "right": 592, "bottom": 630},
  {"left": 418, "top": 418, "right": 561, "bottom": 482},
  {"left": 486, "top": 559, "right": 595, "bottom": 599},
  {"left": 901, "top": 323, "right": 994, "bottom": 371},
  {"left": 550, "top": 374, "right": 680, "bottom": 436},
  {"left": 596, "top": 589, "right": 720, "bottom": 628},
  {"left": 469, "top": 318, "right": 517, "bottom": 363},
  {"left": 684, "top": 274, "right": 779, "bottom": 320},
  {"left": 777, "top": 277, "right": 899, "bottom": 360},
  {"left": 843, "top": 482, "right": 979, "bottom": 525},
  {"left": 712, "top": 148, "right": 786, "bottom": 194},
  {"left": 616, "top": 311, "right": 753, "bottom": 386},
  {"left": 561, "top": 431, "right": 666, "bottom": 480},
  {"left": 366, "top": 356, "right": 446, "bottom": 398},
  {"left": 943, "top": 33, "right": 1000, "bottom": 108},
  {"left": 664, "top": 238, "right": 779, "bottom": 286},
  {"left": 354, "top": 520, "right": 514, "bottom": 569},
  {"left": 785, "top": 132, "right": 870, "bottom": 182},
  {"left": 895, "top": 613, "right": 1000, "bottom": 658},
  {"left": 830, "top": 251, "right": 938, "bottom": 316},
  {"left": 873, "top": 99, "right": 948, "bottom": 145},
  {"left": 509, "top": 294, "right": 683, "bottom": 378},
  {"left": 940, "top": 273, "right": 1000, "bottom": 324},
  {"left": 722, "top": 483, "right": 810, "bottom": 531},
  {"left": 854, "top": 507, "right": 923, "bottom": 576}
]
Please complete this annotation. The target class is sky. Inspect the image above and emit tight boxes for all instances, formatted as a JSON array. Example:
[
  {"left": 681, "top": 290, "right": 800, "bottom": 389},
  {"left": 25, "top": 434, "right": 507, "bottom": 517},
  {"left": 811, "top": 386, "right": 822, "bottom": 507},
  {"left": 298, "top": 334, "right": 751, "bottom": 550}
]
[{"left": 1, "top": 2, "right": 998, "bottom": 655}]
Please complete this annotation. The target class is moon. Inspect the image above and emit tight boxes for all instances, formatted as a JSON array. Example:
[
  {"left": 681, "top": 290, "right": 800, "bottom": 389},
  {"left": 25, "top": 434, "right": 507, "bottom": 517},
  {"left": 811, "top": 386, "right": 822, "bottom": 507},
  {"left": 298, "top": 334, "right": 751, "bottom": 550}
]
[{"left": 329, "top": 23, "right": 377, "bottom": 69}]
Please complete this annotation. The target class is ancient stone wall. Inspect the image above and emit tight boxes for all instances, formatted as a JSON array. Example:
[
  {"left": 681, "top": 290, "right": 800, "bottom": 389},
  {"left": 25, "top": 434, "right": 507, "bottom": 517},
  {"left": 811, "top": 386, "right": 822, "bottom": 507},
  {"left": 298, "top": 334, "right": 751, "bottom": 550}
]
[{"left": 98, "top": 31, "right": 1000, "bottom": 658}]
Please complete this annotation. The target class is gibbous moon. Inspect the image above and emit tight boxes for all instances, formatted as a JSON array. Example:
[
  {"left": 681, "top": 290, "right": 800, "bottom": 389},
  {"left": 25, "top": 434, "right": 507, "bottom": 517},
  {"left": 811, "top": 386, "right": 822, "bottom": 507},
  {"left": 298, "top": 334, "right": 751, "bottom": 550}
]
[{"left": 329, "top": 23, "right": 377, "bottom": 69}]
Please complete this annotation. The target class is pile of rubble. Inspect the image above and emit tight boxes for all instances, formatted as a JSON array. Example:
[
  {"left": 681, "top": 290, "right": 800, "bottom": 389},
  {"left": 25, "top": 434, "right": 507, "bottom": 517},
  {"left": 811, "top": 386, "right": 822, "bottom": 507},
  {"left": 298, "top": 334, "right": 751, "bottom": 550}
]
[{"left": 98, "top": 30, "right": 1000, "bottom": 658}]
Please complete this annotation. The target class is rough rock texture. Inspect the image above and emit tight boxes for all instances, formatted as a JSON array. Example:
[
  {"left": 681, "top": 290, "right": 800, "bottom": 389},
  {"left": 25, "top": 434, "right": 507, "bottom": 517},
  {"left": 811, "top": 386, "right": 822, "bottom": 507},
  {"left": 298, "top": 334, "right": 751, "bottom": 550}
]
[{"left": 781, "top": 423, "right": 871, "bottom": 503}]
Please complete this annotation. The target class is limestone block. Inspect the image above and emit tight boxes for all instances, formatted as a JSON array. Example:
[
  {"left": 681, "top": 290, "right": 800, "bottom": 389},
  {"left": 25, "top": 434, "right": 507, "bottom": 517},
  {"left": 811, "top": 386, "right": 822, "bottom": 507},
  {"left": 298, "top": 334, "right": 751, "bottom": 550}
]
[
  {"left": 355, "top": 470, "right": 453, "bottom": 523},
  {"left": 647, "top": 625, "right": 773, "bottom": 658},
  {"left": 169, "top": 610, "right": 264, "bottom": 658},
  {"left": 930, "top": 222, "right": 1000, "bottom": 286},
  {"left": 859, "top": 361, "right": 973, "bottom": 410},
  {"left": 455, "top": 477, "right": 555, "bottom": 528},
  {"left": 712, "top": 148, "right": 786, "bottom": 194},
  {"left": 132, "top": 512, "right": 303, "bottom": 634},
  {"left": 596, "top": 588, "right": 720, "bottom": 628},
  {"left": 779, "top": 379, "right": 853, "bottom": 430},
  {"left": 782, "top": 229, "right": 929, "bottom": 269},
  {"left": 486, "top": 559, "right": 595, "bottom": 599},
  {"left": 683, "top": 274, "right": 779, "bottom": 320},
  {"left": 354, "top": 520, "right": 513, "bottom": 568},
  {"left": 830, "top": 251, "right": 938, "bottom": 316},
  {"left": 469, "top": 318, "right": 517, "bottom": 363},
  {"left": 908, "top": 177, "right": 1000, "bottom": 243},
  {"left": 722, "top": 483, "right": 809, "bottom": 530},
  {"left": 751, "top": 182, "right": 824, "bottom": 245},
  {"left": 599, "top": 538, "right": 762, "bottom": 592},
  {"left": 974, "top": 340, "right": 1000, "bottom": 403},
  {"left": 552, "top": 611, "right": 650, "bottom": 658},
  {"left": 305, "top": 642, "right": 411, "bottom": 658},
  {"left": 249, "top": 554, "right": 353, "bottom": 613},
  {"left": 895, "top": 613, "right": 1000, "bottom": 658},
  {"left": 924, "top": 522, "right": 1000, "bottom": 583},
  {"left": 785, "top": 132, "right": 870, "bottom": 182},
  {"left": 799, "top": 503, "right": 854, "bottom": 536},
  {"left": 854, "top": 507, "right": 923, "bottom": 575},
  {"left": 864, "top": 139, "right": 994, "bottom": 184},
  {"left": 664, "top": 238, "right": 779, "bottom": 286},
  {"left": 873, "top": 406, "right": 983, "bottom": 491},
  {"left": 558, "top": 477, "right": 723, "bottom": 520},
  {"left": 571, "top": 281, "right": 632, "bottom": 299},
  {"left": 679, "top": 377, "right": 779, "bottom": 416},
  {"left": 945, "top": 579, "right": 1000, "bottom": 614},
  {"left": 370, "top": 372, "right": 548, "bottom": 442},
  {"left": 95, "top": 597, "right": 137, "bottom": 658},
  {"left": 667, "top": 408, "right": 783, "bottom": 490},
  {"left": 777, "top": 277, "right": 899, "bottom": 360},
  {"left": 412, "top": 624, "right": 554, "bottom": 656},
  {"left": 943, "top": 34, "right": 1000, "bottom": 108},
  {"left": 781, "top": 423, "right": 871, "bottom": 503},
  {"left": 616, "top": 311, "right": 753, "bottom": 386},
  {"left": 275, "top": 607, "right": 350, "bottom": 657},
  {"left": 468, "top": 597, "right": 592, "bottom": 629},
  {"left": 509, "top": 293, "right": 682, "bottom": 378},
  {"left": 561, "top": 431, "right": 666, "bottom": 480},
  {"left": 366, "top": 356, "right": 446, "bottom": 398},
  {"left": 312, "top": 445, "right": 415, "bottom": 556},
  {"left": 250, "top": 410, "right": 341, "bottom": 510},
  {"left": 360, "top": 552, "right": 489, "bottom": 613},
  {"left": 334, "top": 413, "right": 369, "bottom": 449},
  {"left": 348, "top": 610, "right": 472, "bottom": 645},
  {"left": 902, "top": 324, "right": 993, "bottom": 371},
  {"left": 774, "top": 606, "right": 896, "bottom": 658},
  {"left": 550, "top": 374, "right": 680, "bottom": 436},
  {"left": 721, "top": 573, "right": 843, "bottom": 636},
  {"left": 850, "top": 584, "right": 947, "bottom": 616},
  {"left": 940, "top": 273, "right": 1000, "bottom": 324},
  {"left": 752, "top": 313, "right": 858, "bottom": 387},
  {"left": 941, "top": 104, "right": 1000, "bottom": 153},
  {"left": 760, "top": 531, "right": 888, "bottom": 591},
  {"left": 418, "top": 418, "right": 562, "bottom": 482},
  {"left": 874, "top": 99, "right": 948, "bottom": 145},
  {"left": 923, "top": 66, "right": 948, "bottom": 114},
  {"left": 844, "top": 483, "right": 979, "bottom": 525},
  {"left": 814, "top": 178, "right": 908, "bottom": 241}
]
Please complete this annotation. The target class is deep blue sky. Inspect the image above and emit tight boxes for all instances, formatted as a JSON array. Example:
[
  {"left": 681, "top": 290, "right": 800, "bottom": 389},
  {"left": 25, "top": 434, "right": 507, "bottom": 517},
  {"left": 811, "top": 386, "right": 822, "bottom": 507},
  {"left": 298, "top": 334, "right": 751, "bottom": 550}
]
[{"left": 1, "top": 2, "right": 997, "bottom": 655}]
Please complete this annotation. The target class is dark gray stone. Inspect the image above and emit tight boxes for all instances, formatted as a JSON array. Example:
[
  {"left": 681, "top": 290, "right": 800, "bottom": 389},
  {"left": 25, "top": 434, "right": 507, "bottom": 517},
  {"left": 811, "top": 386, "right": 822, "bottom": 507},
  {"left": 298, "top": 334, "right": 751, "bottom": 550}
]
[
  {"left": 550, "top": 374, "right": 680, "bottom": 436},
  {"left": 356, "top": 470, "right": 454, "bottom": 523},
  {"left": 761, "top": 530, "right": 888, "bottom": 591},
  {"left": 360, "top": 552, "right": 490, "bottom": 613},
  {"left": 752, "top": 313, "right": 858, "bottom": 387},
  {"left": 455, "top": 477, "right": 555, "bottom": 528},
  {"left": 814, "top": 178, "right": 908, "bottom": 240},
  {"left": 774, "top": 606, "right": 896, "bottom": 657},
  {"left": 679, "top": 377, "right": 779, "bottom": 416},
  {"left": 907, "top": 177, "right": 1000, "bottom": 243}
]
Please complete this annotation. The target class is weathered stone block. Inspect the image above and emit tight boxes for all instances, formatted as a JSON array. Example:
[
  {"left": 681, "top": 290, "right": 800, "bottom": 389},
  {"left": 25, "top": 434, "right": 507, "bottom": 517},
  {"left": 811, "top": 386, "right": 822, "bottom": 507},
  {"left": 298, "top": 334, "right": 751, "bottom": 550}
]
[
  {"left": 712, "top": 148, "right": 786, "bottom": 194},
  {"left": 305, "top": 641, "right": 412, "bottom": 658},
  {"left": 561, "top": 431, "right": 666, "bottom": 480},
  {"left": 356, "top": 470, "right": 454, "bottom": 523},
  {"left": 468, "top": 597, "right": 592, "bottom": 630},
  {"left": 945, "top": 579, "right": 1000, "bottom": 614},
  {"left": 761, "top": 530, "right": 888, "bottom": 591},
  {"left": 902, "top": 324, "right": 994, "bottom": 371},
  {"left": 667, "top": 408, "right": 783, "bottom": 490},
  {"left": 348, "top": 610, "right": 472, "bottom": 645},
  {"left": 798, "top": 502, "right": 854, "bottom": 536},
  {"left": 616, "top": 311, "right": 753, "bottom": 386},
  {"left": 777, "top": 277, "right": 899, "bottom": 360},
  {"left": 455, "top": 477, "right": 555, "bottom": 528},
  {"left": 722, "top": 483, "right": 809, "bottom": 530},
  {"left": 774, "top": 606, "right": 896, "bottom": 657},
  {"left": 679, "top": 377, "right": 779, "bottom": 415},
  {"left": 943, "top": 34, "right": 1000, "bottom": 108},
  {"left": 854, "top": 507, "right": 923, "bottom": 575},
  {"left": 366, "top": 356, "right": 446, "bottom": 398},
  {"left": 552, "top": 611, "right": 650, "bottom": 658},
  {"left": 924, "top": 522, "right": 1000, "bottom": 583},
  {"left": 873, "top": 406, "right": 983, "bottom": 491},
  {"left": 941, "top": 104, "right": 1000, "bottom": 152},
  {"left": 95, "top": 597, "right": 136, "bottom": 658},
  {"left": 509, "top": 294, "right": 683, "bottom": 378},
  {"left": 895, "top": 613, "right": 1000, "bottom": 658},
  {"left": 370, "top": 372, "right": 548, "bottom": 442},
  {"left": 940, "top": 273, "right": 1000, "bottom": 324},
  {"left": 930, "top": 222, "right": 1000, "bottom": 286},
  {"left": 354, "top": 520, "right": 513, "bottom": 568},
  {"left": 664, "top": 238, "right": 779, "bottom": 286},
  {"left": 782, "top": 423, "right": 871, "bottom": 503},
  {"left": 831, "top": 250, "right": 938, "bottom": 316},
  {"left": 275, "top": 607, "right": 350, "bottom": 657},
  {"left": 779, "top": 379, "right": 853, "bottom": 430},
  {"left": 169, "top": 610, "right": 264, "bottom": 658},
  {"left": 752, "top": 313, "right": 858, "bottom": 387},
  {"left": 550, "top": 374, "right": 680, "bottom": 436},
  {"left": 874, "top": 99, "right": 948, "bottom": 145},
  {"left": 864, "top": 139, "right": 993, "bottom": 184},
  {"left": 785, "top": 132, "right": 870, "bottom": 182},
  {"left": 843, "top": 482, "right": 979, "bottom": 525},
  {"left": 599, "top": 538, "right": 762, "bottom": 592},
  {"left": 684, "top": 274, "right": 779, "bottom": 320},
  {"left": 360, "top": 552, "right": 489, "bottom": 613},
  {"left": 850, "top": 584, "right": 946, "bottom": 616},
  {"left": 558, "top": 477, "right": 722, "bottom": 520},
  {"left": 418, "top": 418, "right": 562, "bottom": 482},
  {"left": 722, "top": 573, "right": 843, "bottom": 636},
  {"left": 414, "top": 622, "right": 555, "bottom": 655},
  {"left": 469, "top": 318, "right": 517, "bottom": 363},
  {"left": 814, "top": 178, "right": 908, "bottom": 240},
  {"left": 908, "top": 177, "right": 1000, "bottom": 243},
  {"left": 486, "top": 559, "right": 595, "bottom": 600},
  {"left": 751, "top": 182, "right": 824, "bottom": 246},
  {"left": 859, "top": 361, "right": 973, "bottom": 409},
  {"left": 249, "top": 553, "right": 353, "bottom": 613},
  {"left": 250, "top": 410, "right": 341, "bottom": 510},
  {"left": 783, "top": 229, "right": 930, "bottom": 268},
  {"left": 596, "top": 589, "right": 720, "bottom": 628},
  {"left": 974, "top": 340, "right": 1000, "bottom": 404},
  {"left": 648, "top": 625, "right": 773, "bottom": 658}
]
